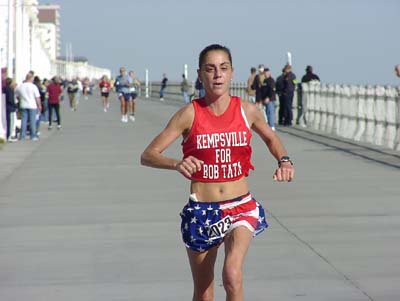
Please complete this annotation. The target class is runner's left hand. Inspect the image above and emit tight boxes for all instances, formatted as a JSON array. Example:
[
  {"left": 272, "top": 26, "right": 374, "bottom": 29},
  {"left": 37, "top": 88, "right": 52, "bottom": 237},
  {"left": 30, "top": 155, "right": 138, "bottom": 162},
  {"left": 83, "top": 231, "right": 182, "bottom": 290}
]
[{"left": 273, "top": 162, "right": 294, "bottom": 182}]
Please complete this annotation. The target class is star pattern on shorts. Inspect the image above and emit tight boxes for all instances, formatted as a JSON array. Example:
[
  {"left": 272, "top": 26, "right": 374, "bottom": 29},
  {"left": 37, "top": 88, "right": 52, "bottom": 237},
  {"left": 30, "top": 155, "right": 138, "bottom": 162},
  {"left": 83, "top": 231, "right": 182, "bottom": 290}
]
[{"left": 181, "top": 198, "right": 268, "bottom": 254}]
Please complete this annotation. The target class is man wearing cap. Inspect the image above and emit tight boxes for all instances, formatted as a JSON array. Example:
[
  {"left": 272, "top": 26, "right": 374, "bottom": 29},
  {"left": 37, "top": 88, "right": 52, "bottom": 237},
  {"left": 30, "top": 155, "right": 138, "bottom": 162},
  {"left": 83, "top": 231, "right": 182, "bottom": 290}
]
[
  {"left": 301, "top": 65, "right": 320, "bottom": 83},
  {"left": 261, "top": 68, "right": 277, "bottom": 131}
]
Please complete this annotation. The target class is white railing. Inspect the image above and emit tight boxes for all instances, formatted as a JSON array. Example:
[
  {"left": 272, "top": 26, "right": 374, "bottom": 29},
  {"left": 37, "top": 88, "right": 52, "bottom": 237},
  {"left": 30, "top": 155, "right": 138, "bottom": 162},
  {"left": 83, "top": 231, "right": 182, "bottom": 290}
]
[
  {"left": 302, "top": 82, "right": 400, "bottom": 150},
  {"left": 146, "top": 80, "right": 400, "bottom": 151}
]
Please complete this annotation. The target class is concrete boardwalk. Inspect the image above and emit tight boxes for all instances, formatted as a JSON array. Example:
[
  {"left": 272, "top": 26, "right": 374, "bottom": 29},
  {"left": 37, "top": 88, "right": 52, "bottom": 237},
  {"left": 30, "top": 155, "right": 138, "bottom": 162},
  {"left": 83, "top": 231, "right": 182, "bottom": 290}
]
[{"left": 0, "top": 94, "right": 399, "bottom": 301}]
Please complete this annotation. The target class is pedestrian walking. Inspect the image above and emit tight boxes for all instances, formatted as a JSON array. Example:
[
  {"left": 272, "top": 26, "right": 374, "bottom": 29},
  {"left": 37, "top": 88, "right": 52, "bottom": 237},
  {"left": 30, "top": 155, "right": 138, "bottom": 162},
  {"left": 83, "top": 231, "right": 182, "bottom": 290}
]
[
  {"left": 141, "top": 44, "right": 295, "bottom": 301},
  {"left": 67, "top": 78, "right": 80, "bottom": 111},
  {"left": 114, "top": 67, "right": 132, "bottom": 123},
  {"left": 181, "top": 73, "right": 190, "bottom": 104},
  {"left": 47, "top": 76, "right": 63, "bottom": 130},
  {"left": 160, "top": 73, "right": 168, "bottom": 101},
  {"left": 76, "top": 77, "right": 83, "bottom": 104},
  {"left": 82, "top": 77, "right": 90, "bottom": 100},
  {"left": 16, "top": 73, "right": 42, "bottom": 141},
  {"left": 128, "top": 71, "right": 140, "bottom": 121},
  {"left": 99, "top": 75, "right": 111, "bottom": 112}
]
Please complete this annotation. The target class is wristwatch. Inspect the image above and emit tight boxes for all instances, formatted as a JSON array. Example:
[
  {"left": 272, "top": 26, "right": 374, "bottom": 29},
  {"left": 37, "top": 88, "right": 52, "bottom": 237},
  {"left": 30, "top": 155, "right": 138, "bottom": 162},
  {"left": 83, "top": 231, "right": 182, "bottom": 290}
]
[{"left": 278, "top": 156, "right": 293, "bottom": 167}]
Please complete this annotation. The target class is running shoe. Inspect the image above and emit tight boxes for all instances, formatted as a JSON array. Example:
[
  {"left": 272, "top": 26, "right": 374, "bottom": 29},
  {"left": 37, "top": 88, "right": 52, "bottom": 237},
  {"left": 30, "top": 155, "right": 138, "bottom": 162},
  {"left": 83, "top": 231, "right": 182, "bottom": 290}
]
[{"left": 8, "top": 137, "right": 18, "bottom": 142}]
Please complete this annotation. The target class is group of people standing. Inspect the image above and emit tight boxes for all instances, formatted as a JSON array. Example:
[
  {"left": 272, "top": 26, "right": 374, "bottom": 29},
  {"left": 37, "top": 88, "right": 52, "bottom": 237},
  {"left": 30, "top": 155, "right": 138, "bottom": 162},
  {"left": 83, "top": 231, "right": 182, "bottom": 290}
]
[
  {"left": 247, "top": 64, "right": 320, "bottom": 129},
  {"left": 4, "top": 71, "right": 65, "bottom": 142},
  {"left": 4, "top": 71, "right": 110, "bottom": 142}
]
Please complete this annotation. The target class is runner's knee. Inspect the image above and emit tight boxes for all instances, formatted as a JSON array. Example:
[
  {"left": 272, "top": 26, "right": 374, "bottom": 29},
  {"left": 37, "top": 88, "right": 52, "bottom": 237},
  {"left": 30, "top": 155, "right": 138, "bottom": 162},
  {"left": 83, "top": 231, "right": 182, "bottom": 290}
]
[{"left": 222, "top": 264, "right": 242, "bottom": 294}]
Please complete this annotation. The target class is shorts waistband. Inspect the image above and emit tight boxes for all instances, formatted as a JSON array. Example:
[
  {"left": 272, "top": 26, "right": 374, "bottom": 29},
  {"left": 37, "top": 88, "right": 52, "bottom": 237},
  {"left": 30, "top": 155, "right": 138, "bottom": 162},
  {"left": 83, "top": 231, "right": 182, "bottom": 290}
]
[{"left": 189, "top": 192, "right": 251, "bottom": 206}]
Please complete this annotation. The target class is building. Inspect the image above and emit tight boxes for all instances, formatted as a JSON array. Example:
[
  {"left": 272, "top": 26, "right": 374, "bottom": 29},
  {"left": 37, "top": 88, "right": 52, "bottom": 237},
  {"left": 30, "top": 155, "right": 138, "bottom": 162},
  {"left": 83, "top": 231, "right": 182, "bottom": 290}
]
[
  {"left": 37, "top": 4, "right": 61, "bottom": 61},
  {"left": 0, "top": 0, "right": 111, "bottom": 140}
]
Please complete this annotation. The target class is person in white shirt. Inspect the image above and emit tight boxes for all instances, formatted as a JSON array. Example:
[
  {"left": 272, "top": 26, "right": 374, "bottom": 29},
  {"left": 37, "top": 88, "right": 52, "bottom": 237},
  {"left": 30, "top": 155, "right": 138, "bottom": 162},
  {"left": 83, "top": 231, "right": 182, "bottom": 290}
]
[
  {"left": 76, "top": 77, "right": 83, "bottom": 104},
  {"left": 16, "top": 73, "right": 42, "bottom": 140}
]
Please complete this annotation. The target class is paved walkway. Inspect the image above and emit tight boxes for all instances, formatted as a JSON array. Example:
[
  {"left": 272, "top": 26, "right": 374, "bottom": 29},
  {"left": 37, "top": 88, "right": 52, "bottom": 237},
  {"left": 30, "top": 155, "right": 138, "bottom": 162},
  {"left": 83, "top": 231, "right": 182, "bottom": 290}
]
[{"left": 0, "top": 94, "right": 399, "bottom": 301}]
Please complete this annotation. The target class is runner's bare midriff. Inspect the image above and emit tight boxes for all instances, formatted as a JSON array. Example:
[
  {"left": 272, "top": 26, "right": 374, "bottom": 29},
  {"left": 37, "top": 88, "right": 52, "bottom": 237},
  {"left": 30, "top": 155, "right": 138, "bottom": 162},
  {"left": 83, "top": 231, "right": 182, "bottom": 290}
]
[{"left": 190, "top": 177, "right": 249, "bottom": 202}]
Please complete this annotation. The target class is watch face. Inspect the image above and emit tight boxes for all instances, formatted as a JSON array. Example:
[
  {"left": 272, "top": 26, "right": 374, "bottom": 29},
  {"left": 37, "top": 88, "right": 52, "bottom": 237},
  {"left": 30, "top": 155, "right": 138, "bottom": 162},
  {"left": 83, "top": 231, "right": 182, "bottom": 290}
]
[{"left": 280, "top": 156, "right": 290, "bottom": 161}]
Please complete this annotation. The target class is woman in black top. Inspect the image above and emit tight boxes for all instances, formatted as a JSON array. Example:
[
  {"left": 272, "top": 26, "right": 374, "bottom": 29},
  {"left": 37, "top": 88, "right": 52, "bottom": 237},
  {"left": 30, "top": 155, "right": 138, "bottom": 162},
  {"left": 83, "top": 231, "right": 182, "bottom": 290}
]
[{"left": 5, "top": 78, "right": 18, "bottom": 141}]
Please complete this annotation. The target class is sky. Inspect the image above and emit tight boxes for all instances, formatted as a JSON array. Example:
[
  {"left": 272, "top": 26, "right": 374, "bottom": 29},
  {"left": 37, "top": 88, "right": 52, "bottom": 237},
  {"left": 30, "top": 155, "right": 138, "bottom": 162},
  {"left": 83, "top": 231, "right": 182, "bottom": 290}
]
[{"left": 40, "top": 0, "right": 400, "bottom": 85}]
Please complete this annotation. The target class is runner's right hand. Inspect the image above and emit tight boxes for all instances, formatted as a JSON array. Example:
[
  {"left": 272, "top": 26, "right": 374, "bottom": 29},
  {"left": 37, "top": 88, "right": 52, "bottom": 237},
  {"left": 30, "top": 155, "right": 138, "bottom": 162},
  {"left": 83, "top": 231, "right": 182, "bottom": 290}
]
[{"left": 175, "top": 156, "right": 204, "bottom": 179}]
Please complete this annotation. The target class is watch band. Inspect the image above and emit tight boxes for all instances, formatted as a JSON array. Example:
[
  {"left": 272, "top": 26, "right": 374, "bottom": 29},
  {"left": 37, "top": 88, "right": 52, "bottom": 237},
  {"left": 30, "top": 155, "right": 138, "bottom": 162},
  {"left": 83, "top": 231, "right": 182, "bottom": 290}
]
[{"left": 278, "top": 156, "right": 293, "bottom": 166}]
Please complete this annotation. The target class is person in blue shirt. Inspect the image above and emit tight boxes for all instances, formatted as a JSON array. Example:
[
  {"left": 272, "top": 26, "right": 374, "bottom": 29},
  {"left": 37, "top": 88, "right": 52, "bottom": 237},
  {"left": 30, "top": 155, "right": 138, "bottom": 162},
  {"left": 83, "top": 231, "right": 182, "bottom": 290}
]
[{"left": 114, "top": 67, "right": 132, "bottom": 123}]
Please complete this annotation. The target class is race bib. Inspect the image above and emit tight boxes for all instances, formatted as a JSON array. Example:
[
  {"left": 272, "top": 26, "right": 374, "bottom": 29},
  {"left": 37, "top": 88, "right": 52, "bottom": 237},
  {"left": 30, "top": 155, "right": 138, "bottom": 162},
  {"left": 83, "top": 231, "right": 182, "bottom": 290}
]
[
  {"left": 206, "top": 216, "right": 232, "bottom": 239},
  {"left": 101, "top": 87, "right": 108, "bottom": 93}
]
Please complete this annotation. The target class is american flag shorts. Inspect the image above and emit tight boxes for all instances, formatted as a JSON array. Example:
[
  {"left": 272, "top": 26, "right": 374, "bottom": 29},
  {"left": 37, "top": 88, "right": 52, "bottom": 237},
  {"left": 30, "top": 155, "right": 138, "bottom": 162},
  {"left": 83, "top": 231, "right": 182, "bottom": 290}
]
[{"left": 179, "top": 192, "right": 268, "bottom": 252}]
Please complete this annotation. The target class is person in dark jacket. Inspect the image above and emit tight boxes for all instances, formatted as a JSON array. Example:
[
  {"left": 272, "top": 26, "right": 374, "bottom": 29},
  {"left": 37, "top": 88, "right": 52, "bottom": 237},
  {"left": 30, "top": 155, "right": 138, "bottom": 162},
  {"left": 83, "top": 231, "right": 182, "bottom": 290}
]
[
  {"left": 297, "top": 66, "right": 320, "bottom": 125},
  {"left": 195, "top": 76, "right": 205, "bottom": 98},
  {"left": 5, "top": 78, "right": 18, "bottom": 142},
  {"left": 275, "top": 68, "right": 285, "bottom": 125},
  {"left": 252, "top": 64, "right": 265, "bottom": 109},
  {"left": 301, "top": 65, "right": 320, "bottom": 83},
  {"left": 159, "top": 73, "right": 168, "bottom": 101},
  {"left": 261, "top": 68, "right": 277, "bottom": 131},
  {"left": 281, "top": 64, "right": 296, "bottom": 126},
  {"left": 33, "top": 76, "right": 45, "bottom": 135}
]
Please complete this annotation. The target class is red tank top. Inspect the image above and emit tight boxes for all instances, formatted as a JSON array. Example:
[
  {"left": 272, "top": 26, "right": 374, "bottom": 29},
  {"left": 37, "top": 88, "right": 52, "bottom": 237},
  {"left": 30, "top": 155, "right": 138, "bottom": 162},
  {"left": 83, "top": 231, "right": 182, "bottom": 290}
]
[
  {"left": 182, "top": 96, "right": 254, "bottom": 182},
  {"left": 99, "top": 81, "right": 111, "bottom": 93}
]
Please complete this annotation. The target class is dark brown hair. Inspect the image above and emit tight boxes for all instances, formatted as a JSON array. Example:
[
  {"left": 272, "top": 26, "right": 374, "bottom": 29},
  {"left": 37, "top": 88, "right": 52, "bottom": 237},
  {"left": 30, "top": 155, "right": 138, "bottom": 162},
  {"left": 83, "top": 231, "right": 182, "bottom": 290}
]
[{"left": 198, "top": 44, "right": 232, "bottom": 69}]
